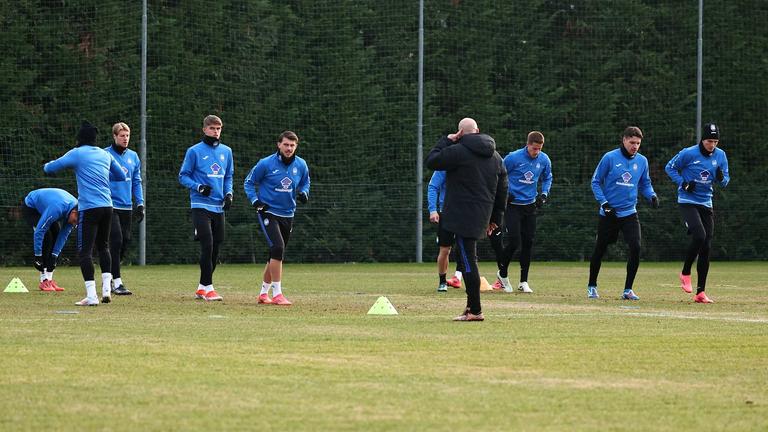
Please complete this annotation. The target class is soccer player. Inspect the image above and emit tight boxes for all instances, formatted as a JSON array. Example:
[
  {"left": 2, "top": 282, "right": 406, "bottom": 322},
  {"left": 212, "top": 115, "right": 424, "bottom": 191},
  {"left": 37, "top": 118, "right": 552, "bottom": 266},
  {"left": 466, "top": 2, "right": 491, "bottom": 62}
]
[
  {"left": 105, "top": 122, "right": 144, "bottom": 296},
  {"left": 44, "top": 121, "right": 126, "bottom": 306},
  {"left": 244, "top": 131, "right": 310, "bottom": 306},
  {"left": 587, "top": 126, "right": 658, "bottom": 300},
  {"left": 427, "top": 170, "right": 462, "bottom": 292},
  {"left": 179, "top": 115, "right": 234, "bottom": 302},
  {"left": 426, "top": 118, "right": 507, "bottom": 321},
  {"left": 21, "top": 188, "right": 78, "bottom": 292},
  {"left": 665, "top": 123, "right": 729, "bottom": 303},
  {"left": 491, "top": 131, "right": 552, "bottom": 294}
]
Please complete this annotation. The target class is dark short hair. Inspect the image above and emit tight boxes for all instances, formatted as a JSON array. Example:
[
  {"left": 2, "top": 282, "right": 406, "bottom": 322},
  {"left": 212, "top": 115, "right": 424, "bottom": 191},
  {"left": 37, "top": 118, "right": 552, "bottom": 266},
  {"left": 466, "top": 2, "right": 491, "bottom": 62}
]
[
  {"left": 527, "top": 131, "right": 544, "bottom": 145},
  {"left": 278, "top": 130, "right": 299, "bottom": 143},
  {"left": 622, "top": 126, "right": 643, "bottom": 139}
]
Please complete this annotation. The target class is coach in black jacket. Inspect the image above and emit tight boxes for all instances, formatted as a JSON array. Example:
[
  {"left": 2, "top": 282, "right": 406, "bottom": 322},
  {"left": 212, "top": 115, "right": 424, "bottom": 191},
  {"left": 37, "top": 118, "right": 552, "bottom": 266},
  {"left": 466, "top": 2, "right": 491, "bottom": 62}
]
[{"left": 426, "top": 118, "right": 508, "bottom": 321}]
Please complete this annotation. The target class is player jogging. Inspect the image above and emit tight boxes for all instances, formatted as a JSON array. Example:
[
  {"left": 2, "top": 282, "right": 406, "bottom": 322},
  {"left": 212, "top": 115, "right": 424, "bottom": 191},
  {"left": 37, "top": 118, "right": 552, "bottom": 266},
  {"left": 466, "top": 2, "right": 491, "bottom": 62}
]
[
  {"left": 665, "top": 123, "right": 729, "bottom": 303},
  {"left": 244, "top": 130, "right": 310, "bottom": 306}
]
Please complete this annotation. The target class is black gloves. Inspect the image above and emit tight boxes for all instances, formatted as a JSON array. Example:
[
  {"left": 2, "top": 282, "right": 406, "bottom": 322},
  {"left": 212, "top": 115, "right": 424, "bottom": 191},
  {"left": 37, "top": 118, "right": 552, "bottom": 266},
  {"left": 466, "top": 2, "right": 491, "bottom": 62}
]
[
  {"left": 223, "top": 194, "right": 233, "bottom": 211},
  {"left": 33, "top": 255, "right": 44, "bottom": 272},
  {"left": 198, "top": 184, "right": 212, "bottom": 196},
  {"left": 297, "top": 192, "right": 308, "bottom": 204},
  {"left": 134, "top": 205, "right": 145, "bottom": 223},
  {"left": 682, "top": 181, "right": 695, "bottom": 193},
  {"left": 651, "top": 195, "right": 659, "bottom": 209},
  {"left": 253, "top": 200, "right": 269, "bottom": 213},
  {"left": 507, "top": 193, "right": 515, "bottom": 206},
  {"left": 601, "top": 202, "right": 615, "bottom": 217},
  {"left": 716, "top": 167, "right": 724, "bottom": 182},
  {"left": 535, "top": 193, "right": 548, "bottom": 209}
]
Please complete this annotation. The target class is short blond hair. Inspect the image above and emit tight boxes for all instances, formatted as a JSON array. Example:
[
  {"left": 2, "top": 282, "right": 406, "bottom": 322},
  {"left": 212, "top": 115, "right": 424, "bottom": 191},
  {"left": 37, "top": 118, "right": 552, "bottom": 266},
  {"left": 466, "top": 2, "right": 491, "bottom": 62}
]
[
  {"left": 203, "top": 115, "right": 223, "bottom": 128},
  {"left": 112, "top": 122, "right": 130, "bottom": 135}
]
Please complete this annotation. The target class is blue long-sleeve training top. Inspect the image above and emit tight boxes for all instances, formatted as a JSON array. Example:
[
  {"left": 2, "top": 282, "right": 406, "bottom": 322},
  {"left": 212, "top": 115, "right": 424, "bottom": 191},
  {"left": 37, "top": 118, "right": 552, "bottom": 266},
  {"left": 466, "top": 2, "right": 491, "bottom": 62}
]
[
  {"left": 665, "top": 144, "right": 729, "bottom": 208},
  {"left": 244, "top": 153, "right": 310, "bottom": 218},
  {"left": 427, "top": 170, "right": 446, "bottom": 213},
  {"left": 591, "top": 148, "right": 656, "bottom": 218},
  {"left": 105, "top": 146, "right": 144, "bottom": 210},
  {"left": 503, "top": 147, "right": 553, "bottom": 205},
  {"left": 43, "top": 146, "right": 126, "bottom": 210},
  {"left": 178, "top": 141, "right": 234, "bottom": 213},
  {"left": 24, "top": 188, "right": 77, "bottom": 256}
]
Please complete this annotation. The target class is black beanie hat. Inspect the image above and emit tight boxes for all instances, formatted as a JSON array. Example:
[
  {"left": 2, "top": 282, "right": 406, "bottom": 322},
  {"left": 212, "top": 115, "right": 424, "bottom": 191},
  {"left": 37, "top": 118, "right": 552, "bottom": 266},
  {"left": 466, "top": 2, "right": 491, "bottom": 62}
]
[
  {"left": 702, "top": 123, "right": 720, "bottom": 141},
  {"left": 76, "top": 121, "right": 98, "bottom": 144}
]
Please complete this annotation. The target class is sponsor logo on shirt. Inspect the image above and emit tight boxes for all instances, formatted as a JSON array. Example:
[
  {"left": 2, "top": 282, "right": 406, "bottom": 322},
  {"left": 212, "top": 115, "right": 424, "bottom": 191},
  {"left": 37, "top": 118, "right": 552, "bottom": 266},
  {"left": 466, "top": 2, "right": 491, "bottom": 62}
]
[
  {"left": 207, "top": 162, "right": 224, "bottom": 178},
  {"left": 616, "top": 171, "right": 634, "bottom": 187},
  {"left": 519, "top": 170, "right": 535, "bottom": 185},
  {"left": 276, "top": 176, "right": 294, "bottom": 193},
  {"left": 695, "top": 169, "right": 711, "bottom": 184}
]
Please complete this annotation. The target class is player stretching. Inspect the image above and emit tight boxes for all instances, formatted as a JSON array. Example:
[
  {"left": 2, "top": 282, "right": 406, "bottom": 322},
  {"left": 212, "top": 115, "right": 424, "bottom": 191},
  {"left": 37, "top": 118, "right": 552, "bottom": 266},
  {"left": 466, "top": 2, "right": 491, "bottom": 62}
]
[
  {"left": 665, "top": 123, "right": 729, "bottom": 303},
  {"left": 44, "top": 121, "right": 126, "bottom": 306},
  {"left": 179, "top": 115, "right": 234, "bottom": 302},
  {"left": 244, "top": 131, "right": 310, "bottom": 306},
  {"left": 22, "top": 188, "right": 78, "bottom": 292}
]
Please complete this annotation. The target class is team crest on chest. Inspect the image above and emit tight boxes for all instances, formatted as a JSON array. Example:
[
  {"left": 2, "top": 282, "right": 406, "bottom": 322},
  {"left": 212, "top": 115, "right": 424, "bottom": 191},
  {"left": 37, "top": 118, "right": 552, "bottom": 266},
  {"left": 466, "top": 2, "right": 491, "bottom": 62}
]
[{"left": 292, "top": 167, "right": 298, "bottom": 175}]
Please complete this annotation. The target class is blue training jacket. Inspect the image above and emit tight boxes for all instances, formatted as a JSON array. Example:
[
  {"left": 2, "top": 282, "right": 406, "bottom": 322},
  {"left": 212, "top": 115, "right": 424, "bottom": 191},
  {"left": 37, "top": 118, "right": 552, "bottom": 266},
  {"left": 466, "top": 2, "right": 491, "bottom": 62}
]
[
  {"left": 503, "top": 147, "right": 553, "bottom": 205},
  {"left": 178, "top": 141, "right": 234, "bottom": 213},
  {"left": 665, "top": 144, "right": 729, "bottom": 208},
  {"left": 244, "top": 152, "right": 310, "bottom": 218},
  {"left": 591, "top": 148, "right": 656, "bottom": 218},
  {"left": 105, "top": 146, "right": 144, "bottom": 210},
  {"left": 43, "top": 146, "right": 126, "bottom": 211},
  {"left": 427, "top": 170, "right": 446, "bottom": 213},
  {"left": 24, "top": 188, "right": 77, "bottom": 256}
]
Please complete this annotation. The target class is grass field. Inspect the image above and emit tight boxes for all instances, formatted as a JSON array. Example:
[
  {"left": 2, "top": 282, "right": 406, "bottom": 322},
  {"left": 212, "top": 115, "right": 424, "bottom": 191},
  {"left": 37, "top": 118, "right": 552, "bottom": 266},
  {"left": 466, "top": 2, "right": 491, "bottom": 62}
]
[{"left": 1, "top": 261, "right": 766, "bottom": 431}]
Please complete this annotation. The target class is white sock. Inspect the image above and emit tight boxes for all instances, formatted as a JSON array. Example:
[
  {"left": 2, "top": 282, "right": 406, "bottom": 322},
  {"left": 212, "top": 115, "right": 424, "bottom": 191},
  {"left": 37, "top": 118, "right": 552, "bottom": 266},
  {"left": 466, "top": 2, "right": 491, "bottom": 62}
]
[
  {"left": 260, "top": 282, "right": 270, "bottom": 295},
  {"left": 114, "top": 277, "right": 123, "bottom": 288},
  {"left": 271, "top": 281, "right": 282, "bottom": 297},
  {"left": 204, "top": 284, "right": 214, "bottom": 293},
  {"left": 46, "top": 271, "right": 54, "bottom": 281},
  {"left": 197, "top": 284, "right": 206, "bottom": 292},
  {"left": 455, "top": 271, "right": 463, "bottom": 281},
  {"left": 85, "top": 280, "right": 97, "bottom": 301},
  {"left": 40, "top": 272, "right": 46, "bottom": 282},
  {"left": 101, "top": 273, "right": 112, "bottom": 297}
]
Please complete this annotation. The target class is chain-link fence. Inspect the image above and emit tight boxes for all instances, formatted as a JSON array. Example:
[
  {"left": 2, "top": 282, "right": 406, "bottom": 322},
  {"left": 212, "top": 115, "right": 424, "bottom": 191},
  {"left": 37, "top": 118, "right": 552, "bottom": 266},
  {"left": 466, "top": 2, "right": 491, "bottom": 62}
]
[{"left": 2, "top": 0, "right": 766, "bottom": 266}]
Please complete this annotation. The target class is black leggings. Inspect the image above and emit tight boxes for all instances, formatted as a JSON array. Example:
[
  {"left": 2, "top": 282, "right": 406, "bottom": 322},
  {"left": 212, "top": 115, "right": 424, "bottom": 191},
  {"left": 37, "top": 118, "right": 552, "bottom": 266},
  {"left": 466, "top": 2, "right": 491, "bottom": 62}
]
[
  {"left": 455, "top": 236, "right": 481, "bottom": 315},
  {"left": 22, "top": 204, "right": 60, "bottom": 270},
  {"left": 109, "top": 209, "right": 133, "bottom": 278},
  {"left": 77, "top": 207, "right": 113, "bottom": 281},
  {"left": 680, "top": 204, "right": 714, "bottom": 291},
  {"left": 489, "top": 204, "right": 537, "bottom": 281},
  {"left": 588, "top": 213, "right": 642, "bottom": 290},
  {"left": 192, "top": 208, "right": 225, "bottom": 286}
]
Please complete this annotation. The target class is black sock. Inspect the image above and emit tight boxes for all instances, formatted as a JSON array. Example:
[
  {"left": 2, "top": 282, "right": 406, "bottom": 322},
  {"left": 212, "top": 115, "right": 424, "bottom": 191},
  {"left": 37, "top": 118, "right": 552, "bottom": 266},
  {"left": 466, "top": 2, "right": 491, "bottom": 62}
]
[
  {"left": 696, "top": 287, "right": 705, "bottom": 294},
  {"left": 439, "top": 273, "right": 446, "bottom": 284}
]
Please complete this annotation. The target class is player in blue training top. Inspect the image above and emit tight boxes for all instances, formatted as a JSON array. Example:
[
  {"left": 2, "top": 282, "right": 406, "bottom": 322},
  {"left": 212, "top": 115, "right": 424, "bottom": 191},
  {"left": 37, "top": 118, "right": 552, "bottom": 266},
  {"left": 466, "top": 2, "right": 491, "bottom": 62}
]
[
  {"left": 244, "top": 130, "right": 310, "bottom": 306},
  {"left": 44, "top": 121, "right": 127, "bottom": 306},
  {"left": 490, "top": 131, "right": 553, "bottom": 294},
  {"left": 105, "top": 122, "right": 144, "bottom": 296},
  {"left": 665, "top": 123, "right": 730, "bottom": 304},
  {"left": 179, "top": 115, "right": 234, "bottom": 302},
  {"left": 427, "top": 170, "right": 463, "bottom": 292},
  {"left": 587, "top": 126, "right": 658, "bottom": 301},
  {"left": 21, "top": 188, "right": 78, "bottom": 292}
]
